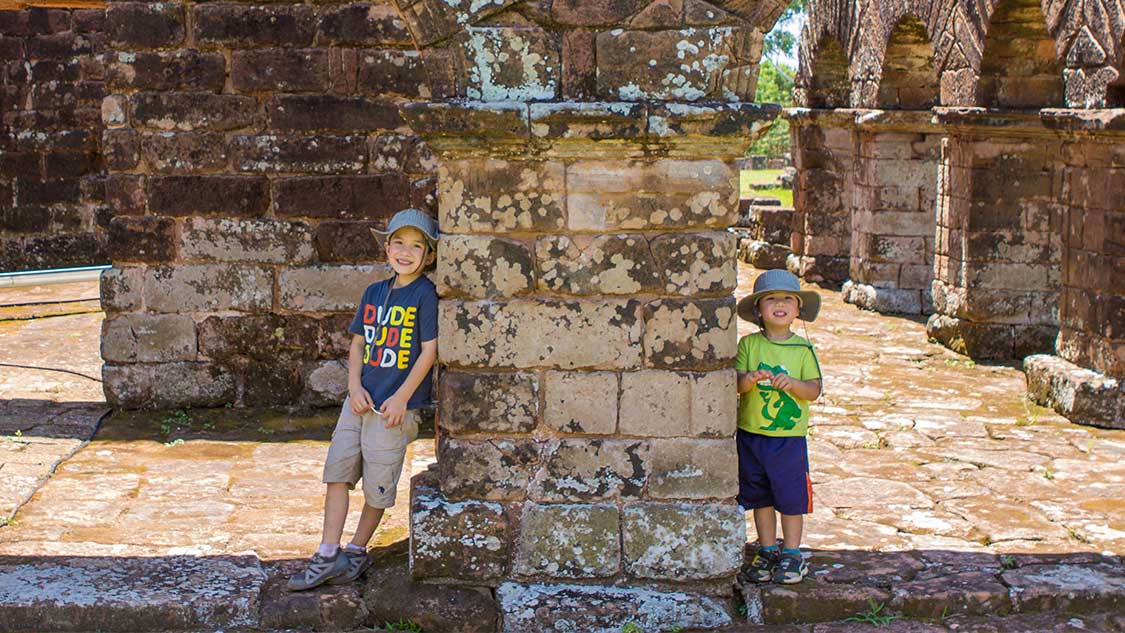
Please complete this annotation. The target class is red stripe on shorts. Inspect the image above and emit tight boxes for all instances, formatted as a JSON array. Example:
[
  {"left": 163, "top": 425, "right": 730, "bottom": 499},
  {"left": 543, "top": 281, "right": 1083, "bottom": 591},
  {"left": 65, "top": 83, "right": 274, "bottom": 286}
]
[{"left": 805, "top": 471, "right": 814, "bottom": 514}]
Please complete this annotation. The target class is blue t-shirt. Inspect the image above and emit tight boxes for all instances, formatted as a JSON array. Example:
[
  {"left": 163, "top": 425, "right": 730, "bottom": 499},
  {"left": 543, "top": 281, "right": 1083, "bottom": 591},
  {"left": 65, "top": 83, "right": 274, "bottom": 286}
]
[{"left": 348, "top": 275, "right": 438, "bottom": 409}]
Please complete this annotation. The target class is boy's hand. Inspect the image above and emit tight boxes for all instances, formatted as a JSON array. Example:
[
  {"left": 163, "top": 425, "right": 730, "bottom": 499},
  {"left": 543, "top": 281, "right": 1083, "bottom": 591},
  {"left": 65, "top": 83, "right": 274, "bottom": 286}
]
[
  {"left": 751, "top": 369, "right": 774, "bottom": 383},
  {"left": 770, "top": 373, "right": 796, "bottom": 392},
  {"left": 380, "top": 394, "right": 408, "bottom": 429},
  {"left": 349, "top": 387, "right": 375, "bottom": 416}
]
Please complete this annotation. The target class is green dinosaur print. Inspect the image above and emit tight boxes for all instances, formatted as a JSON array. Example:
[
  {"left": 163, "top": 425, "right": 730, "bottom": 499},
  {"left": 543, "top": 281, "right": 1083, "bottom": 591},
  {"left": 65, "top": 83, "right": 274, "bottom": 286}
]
[{"left": 756, "top": 362, "right": 801, "bottom": 431}]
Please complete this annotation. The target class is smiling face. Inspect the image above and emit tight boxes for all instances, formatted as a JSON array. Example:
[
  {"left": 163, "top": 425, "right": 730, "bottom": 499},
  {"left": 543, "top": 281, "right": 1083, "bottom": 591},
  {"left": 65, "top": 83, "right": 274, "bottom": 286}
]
[
  {"left": 757, "top": 292, "right": 800, "bottom": 330},
  {"left": 384, "top": 226, "right": 434, "bottom": 282}
]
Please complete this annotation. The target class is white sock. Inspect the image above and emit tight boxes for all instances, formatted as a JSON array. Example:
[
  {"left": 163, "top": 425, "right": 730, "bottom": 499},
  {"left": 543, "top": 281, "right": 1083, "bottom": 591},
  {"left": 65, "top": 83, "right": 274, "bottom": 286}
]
[
  {"left": 344, "top": 543, "right": 365, "bottom": 554},
  {"left": 317, "top": 543, "right": 339, "bottom": 557}
]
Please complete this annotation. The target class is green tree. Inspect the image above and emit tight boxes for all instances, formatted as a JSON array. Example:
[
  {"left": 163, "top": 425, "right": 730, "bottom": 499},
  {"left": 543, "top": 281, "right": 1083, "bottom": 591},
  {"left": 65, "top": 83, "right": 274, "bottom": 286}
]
[{"left": 751, "top": 59, "right": 796, "bottom": 158}]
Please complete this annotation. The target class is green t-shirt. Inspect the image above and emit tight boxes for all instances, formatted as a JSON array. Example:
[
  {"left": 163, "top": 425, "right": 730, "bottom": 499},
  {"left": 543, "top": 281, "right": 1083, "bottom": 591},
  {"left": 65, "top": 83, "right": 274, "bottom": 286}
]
[{"left": 735, "top": 332, "right": 822, "bottom": 437}]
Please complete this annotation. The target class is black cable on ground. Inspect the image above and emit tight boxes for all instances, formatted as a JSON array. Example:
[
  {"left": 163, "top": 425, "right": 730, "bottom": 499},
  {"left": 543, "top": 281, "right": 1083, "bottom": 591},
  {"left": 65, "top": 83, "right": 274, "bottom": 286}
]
[{"left": 0, "top": 362, "right": 102, "bottom": 382}]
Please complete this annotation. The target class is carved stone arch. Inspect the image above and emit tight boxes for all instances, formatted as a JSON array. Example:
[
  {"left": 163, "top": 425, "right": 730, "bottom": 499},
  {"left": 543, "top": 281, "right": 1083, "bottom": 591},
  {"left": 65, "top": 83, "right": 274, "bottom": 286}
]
[
  {"left": 873, "top": 8, "right": 941, "bottom": 109},
  {"left": 974, "top": 0, "right": 1065, "bottom": 107},
  {"left": 795, "top": 0, "right": 857, "bottom": 107}
]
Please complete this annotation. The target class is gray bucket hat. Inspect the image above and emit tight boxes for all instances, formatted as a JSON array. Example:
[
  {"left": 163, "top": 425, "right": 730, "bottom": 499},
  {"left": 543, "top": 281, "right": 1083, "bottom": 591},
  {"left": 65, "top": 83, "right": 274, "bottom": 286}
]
[
  {"left": 370, "top": 208, "right": 439, "bottom": 249},
  {"left": 736, "top": 269, "right": 821, "bottom": 324}
]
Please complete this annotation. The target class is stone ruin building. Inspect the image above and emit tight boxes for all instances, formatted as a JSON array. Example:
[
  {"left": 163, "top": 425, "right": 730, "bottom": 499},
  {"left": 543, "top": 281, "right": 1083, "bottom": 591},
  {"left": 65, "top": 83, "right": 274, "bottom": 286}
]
[{"left": 0, "top": 0, "right": 1122, "bottom": 629}]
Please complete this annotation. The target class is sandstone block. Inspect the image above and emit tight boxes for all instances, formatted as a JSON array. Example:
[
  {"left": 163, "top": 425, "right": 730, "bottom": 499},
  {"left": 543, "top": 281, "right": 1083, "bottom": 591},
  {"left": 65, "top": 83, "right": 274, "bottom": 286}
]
[
  {"left": 356, "top": 50, "right": 439, "bottom": 99},
  {"left": 890, "top": 571, "right": 1011, "bottom": 619},
  {"left": 437, "top": 438, "right": 540, "bottom": 501},
  {"left": 440, "top": 299, "right": 643, "bottom": 369},
  {"left": 304, "top": 361, "right": 349, "bottom": 405},
  {"left": 197, "top": 314, "right": 322, "bottom": 361},
  {"left": 690, "top": 370, "right": 737, "bottom": 437},
  {"left": 567, "top": 160, "right": 736, "bottom": 231},
  {"left": 1002, "top": 563, "right": 1125, "bottom": 613},
  {"left": 235, "top": 359, "right": 306, "bottom": 407},
  {"left": 108, "top": 216, "right": 176, "bottom": 263},
  {"left": 148, "top": 176, "right": 269, "bottom": 218},
  {"left": 743, "top": 241, "right": 792, "bottom": 270},
  {"left": 623, "top": 502, "right": 743, "bottom": 579},
  {"left": 651, "top": 232, "right": 737, "bottom": 295},
  {"left": 399, "top": 0, "right": 522, "bottom": 46},
  {"left": 317, "top": 3, "right": 413, "bottom": 46},
  {"left": 530, "top": 439, "right": 648, "bottom": 502},
  {"left": 266, "top": 95, "right": 402, "bottom": 132},
  {"left": 529, "top": 102, "right": 645, "bottom": 139},
  {"left": 193, "top": 3, "right": 315, "bottom": 48},
  {"left": 438, "top": 371, "right": 539, "bottom": 435},
  {"left": 109, "top": 361, "right": 235, "bottom": 409},
  {"left": 144, "top": 265, "right": 272, "bottom": 313},
  {"left": 231, "top": 49, "right": 328, "bottom": 92},
  {"left": 411, "top": 488, "right": 509, "bottom": 581},
  {"left": 643, "top": 298, "right": 736, "bottom": 369},
  {"left": 435, "top": 236, "right": 536, "bottom": 299},
  {"left": 438, "top": 159, "right": 565, "bottom": 234},
  {"left": 273, "top": 174, "right": 410, "bottom": 220},
  {"left": 181, "top": 218, "right": 315, "bottom": 265},
  {"left": 101, "top": 314, "right": 197, "bottom": 363},
  {"left": 619, "top": 370, "right": 690, "bottom": 437},
  {"left": 103, "top": 129, "right": 141, "bottom": 170},
  {"left": 649, "top": 102, "right": 779, "bottom": 138},
  {"left": 107, "top": 2, "right": 184, "bottom": 49},
  {"left": 543, "top": 371, "right": 618, "bottom": 435},
  {"left": 141, "top": 132, "right": 229, "bottom": 174},
  {"left": 1024, "top": 354, "right": 1124, "bottom": 430},
  {"left": 106, "top": 50, "right": 226, "bottom": 92},
  {"left": 513, "top": 503, "right": 620, "bottom": 579},
  {"left": 463, "top": 27, "right": 558, "bottom": 101},
  {"left": 314, "top": 220, "right": 381, "bottom": 263},
  {"left": 278, "top": 264, "right": 392, "bottom": 312},
  {"left": 362, "top": 550, "right": 500, "bottom": 632},
  {"left": 369, "top": 133, "right": 436, "bottom": 174},
  {"left": 100, "top": 266, "right": 143, "bottom": 314},
  {"left": 561, "top": 29, "right": 596, "bottom": 99},
  {"left": 103, "top": 364, "right": 153, "bottom": 409},
  {"left": 646, "top": 438, "right": 738, "bottom": 499},
  {"left": 130, "top": 92, "right": 259, "bottom": 132},
  {"left": 536, "top": 234, "right": 661, "bottom": 295},
  {"left": 401, "top": 101, "right": 529, "bottom": 140},
  {"left": 230, "top": 135, "right": 366, "bottom": 174},
  {"left": 496, "top": 582, "right": 733, "bottom": 633}
]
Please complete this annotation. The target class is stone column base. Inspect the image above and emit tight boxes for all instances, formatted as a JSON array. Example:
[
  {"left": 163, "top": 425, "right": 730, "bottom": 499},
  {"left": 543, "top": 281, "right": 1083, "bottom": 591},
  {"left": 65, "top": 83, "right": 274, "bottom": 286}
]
[
  {"left": 925, "top": 315, "right": 1056, "bottom": 359},
  {"left": 738, "top": 238, "right": 791, "bottom": 269},
  {"left": 786, "top": 254, "right": 849, "bottom": 286},
  {"left": 1025, "top": 354, "right": 1124, "bottom": 430},
  {"left": 842, "top": 281, "right": 931, "bottom": 315}
]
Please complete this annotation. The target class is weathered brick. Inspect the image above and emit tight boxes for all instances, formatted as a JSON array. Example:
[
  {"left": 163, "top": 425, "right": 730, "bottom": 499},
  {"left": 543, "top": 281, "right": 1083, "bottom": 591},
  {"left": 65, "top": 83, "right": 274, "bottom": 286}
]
[
  {"left": 101, "top": 314, "right": 196, "bottom": 363},
  {"left": 16, "top": 178, "right": 80, "bottom": 205},
  {"left": 100, "top": 266, "right": 144, "bottom": 314},
  {"left": 304, "top": 360, "right": 348, "bottom": 405},
  {"left": 551, "top": 0, "right": 644, "bottom": 25},
  {"left": 514, "top": 503, "right": 620, "bottom": 578},
  {"left": 181, "top": 217, "right": 315, "bottom": 264},
  {"left": 148, "top": 176, "right": 269, "bottom": 217},
  {"left": 278, "top": 264, "right": 391, "bottom": 312},
  {"left": 106, "top": 50, "right": 226, "bottom": 92},
  {"left": 193, "top": 4, "right": 315, "bottom": 48},
  {"left": 108, "top": 216, "right": 177, "bottom": 263},
  {"left": 355, "top": 49, "right": 434, "bottom": 98},
  {"left": 643, "top": 298, "right": 737, "bottom": 370},
  {"left": 438, "top": 371, "right": 539, "bottom": 435},
  {"left": 440, "top": 299, "right": 643, "bottom": 369},
  {"left": 141, "top": 132, "right": 229, "bottom": 173},
  {"left": 230, "top": 135, "right": 366, "bottom": 174},
  {"left": 198, "top": 314, "right": 321, "bottom": 361},
  {"left": 73, "top": 9, "right": 104, "bottom": 34},
  {"left": 622, "top": 502, "right": 742, "bottom": 579},
  {"left": 231, "top": 49, "right": 328, "bottom": 92},
  {"left": 462, "top": 27, "right": 559, "bottom": 101},
  {"left": 411, "top": 487, "right": 509, "bottom": 581},
  {"left": 313, "top": 220, "right": 381, "bottom": 263},
  {"left": 104, "top": 362, "right": 237, "bottom": 409},
  {"left": 107, "top": 2, "right": 185, "bottom": 49},
  {"left": 650, "top": 232, "right": 738, "bottom": 296},
  {"left": 144, "top": 265, "right": 273, "bottom": 313},
  {"left": 496, "top": 583, "right": 733, "bottom": 632},
  {"left": 266, "top": 95, "right": 402, "bottom": 132},
  {"left": 646, "top": 439, "right": 738, "bottom": 499},
  {"left": 438, "top": 159, "right": 565, "bottom": 234},
  {"left": 235, "top": 358, "right": 306, "bottom": 407},
  {"left": 543, "top": 371, "right": 618, "bottom": 435},
  {"left": 400, "top": 101, "right": 528, "bottom": 140},
  {"left": 317, "top": 4, "right": 412, "bottom": 46},
  {"left": 435, "top": 235, "right": 536, "bottom": 299},
  {"left": 0, "top": 206, "right": 50, "bottom": 234},
  {"left": 536, "top": 234, "right": 661, "bottom": 295},
  {"left": 561, "top": 29, "right": 596, "bottom": 99},
  {"left": 130, "top": 92, "right": 259, "bottom": 132},
  {"left": 399, "top": 0, "right": 521, "bottom": 46},
  {"left": 619, "top": 370, "right": 690, "bottom": 437},
  {"left": 530, "top": 439, "right": 648, "bottom": 502},
  {"left": 438, "top": 438, "right": 541, "bottom": 501},
  {"left": 273, "top": 174, "right": 409, "bottom": 219},
  {"left": 103, "top": 129, "right": 140, "bottom": 170},
  {"left": 25, "top": 32, "right": 92, "bottom": 59},
  {"left": 529, "top": 102, "right": 647, "bottom": 139},
  {"left": 690, "top": 370, "right": 737, "bottom": 437},
  {"left": 369, "top": 133, "right": 436, "bottom": 174}
]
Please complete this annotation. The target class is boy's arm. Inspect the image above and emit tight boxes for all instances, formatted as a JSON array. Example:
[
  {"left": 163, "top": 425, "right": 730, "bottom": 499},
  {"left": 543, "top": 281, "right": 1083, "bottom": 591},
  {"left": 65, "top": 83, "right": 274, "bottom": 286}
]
[
  {"left": 379, "top": 338, "right": 438, "bottom": 428},
  {"left": 769, "top": 374, "right": 822, "bottom": 401},
  {"left": 737, "top": 370, "right": 773, "bottom": 394},
  {"left": 347, "top": 334, "right": 375, "bottom": 415}
]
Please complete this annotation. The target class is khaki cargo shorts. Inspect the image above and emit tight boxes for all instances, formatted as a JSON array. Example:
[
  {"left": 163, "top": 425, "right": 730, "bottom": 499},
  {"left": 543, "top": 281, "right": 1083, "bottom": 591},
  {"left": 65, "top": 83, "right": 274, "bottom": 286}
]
[{"left": 321, "top": 397, "right": 420, "bottom": 509}]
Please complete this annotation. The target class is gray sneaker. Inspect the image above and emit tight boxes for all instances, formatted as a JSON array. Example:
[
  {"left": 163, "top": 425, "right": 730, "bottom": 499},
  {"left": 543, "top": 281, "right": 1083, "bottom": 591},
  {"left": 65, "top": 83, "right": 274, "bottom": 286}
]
[
  {"left": 286, "top": 551, "right": 349, "bottom": 591},
  {"left": 327, "top": 547, "right": 372, "bottom": 584}
]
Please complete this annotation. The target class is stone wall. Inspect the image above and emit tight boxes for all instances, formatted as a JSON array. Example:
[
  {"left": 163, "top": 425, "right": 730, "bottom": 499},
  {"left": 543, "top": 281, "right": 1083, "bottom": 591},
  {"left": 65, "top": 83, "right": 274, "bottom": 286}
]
[{"left": 0, "top": 5, "right": 107, "bottom": 272}]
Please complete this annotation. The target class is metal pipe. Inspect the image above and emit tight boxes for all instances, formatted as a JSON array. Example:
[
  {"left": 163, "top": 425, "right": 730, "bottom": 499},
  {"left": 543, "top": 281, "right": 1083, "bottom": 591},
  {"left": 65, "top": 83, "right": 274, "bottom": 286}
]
[{"left": 0, "top": 265, "right": 109, "bottom": 288}]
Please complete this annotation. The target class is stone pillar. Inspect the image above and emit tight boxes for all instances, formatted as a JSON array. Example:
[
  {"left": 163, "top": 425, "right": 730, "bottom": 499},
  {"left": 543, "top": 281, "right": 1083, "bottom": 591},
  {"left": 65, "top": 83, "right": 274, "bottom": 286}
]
[
  {"left": 402, "top": 102, "right": 775, "bottom": 632},
  {"left": 927, "top": 109, "right": 1063, "bottom": 359},
  {"left": 842, "top": 110, "right": 941, "bottom": 315},
  {"left": 1024, "top": 110, "right": 1124, "bottom": 428},
  {"left": 786, "top": 108, "right": 855, "bottom": 285}
]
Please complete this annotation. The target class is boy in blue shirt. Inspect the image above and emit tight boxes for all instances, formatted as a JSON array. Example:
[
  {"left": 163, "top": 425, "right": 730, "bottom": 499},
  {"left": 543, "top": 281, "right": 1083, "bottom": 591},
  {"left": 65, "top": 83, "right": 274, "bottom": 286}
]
[
  {"left": 735, "top": 269, "right": 823, "bottom": 584},
  {"left": 288, "top": 209, "right": 439, "bottom": 591}
]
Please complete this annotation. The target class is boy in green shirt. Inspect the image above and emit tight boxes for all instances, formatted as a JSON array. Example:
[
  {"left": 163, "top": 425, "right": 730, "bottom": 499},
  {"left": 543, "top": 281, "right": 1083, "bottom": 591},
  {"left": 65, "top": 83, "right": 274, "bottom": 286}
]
[{"left": 735, "top": 269, "right": 823, "bottom": 584}]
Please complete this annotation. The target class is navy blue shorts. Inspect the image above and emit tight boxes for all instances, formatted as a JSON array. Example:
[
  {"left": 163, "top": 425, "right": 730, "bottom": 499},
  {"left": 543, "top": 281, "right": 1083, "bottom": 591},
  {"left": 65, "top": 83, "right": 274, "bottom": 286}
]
[{"left": 736, "top": 429, "right": 812, "bottom": 516}]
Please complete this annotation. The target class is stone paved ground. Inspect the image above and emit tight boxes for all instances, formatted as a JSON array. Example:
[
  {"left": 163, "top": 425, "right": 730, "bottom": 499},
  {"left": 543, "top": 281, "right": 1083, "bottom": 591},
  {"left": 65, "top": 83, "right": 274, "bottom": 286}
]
[{"left": 0, "top": 268, "right": 1122, "bottom": 632}]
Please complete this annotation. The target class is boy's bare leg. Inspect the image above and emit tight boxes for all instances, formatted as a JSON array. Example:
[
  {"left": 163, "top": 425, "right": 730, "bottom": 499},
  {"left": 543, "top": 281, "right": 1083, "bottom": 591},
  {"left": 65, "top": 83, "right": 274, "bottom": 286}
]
[
  {"left": 780, "top": 513, "right": 803, "bottom": 550},
  {"left": 349, "top": 504, "right": 385, "bottom": 548},
  {"left": 752, "top": 507, "right": 777, "bottom": 547},
  {"left": 321, "top": 483, "right": 351, "bottom": 548}
]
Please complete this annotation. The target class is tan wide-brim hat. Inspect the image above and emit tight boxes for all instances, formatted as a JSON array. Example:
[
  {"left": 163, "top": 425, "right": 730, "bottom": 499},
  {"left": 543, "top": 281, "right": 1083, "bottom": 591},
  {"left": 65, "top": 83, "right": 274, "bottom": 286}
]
[{"left": 736, "top": 269, "right": 821, "bottom": 323}]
